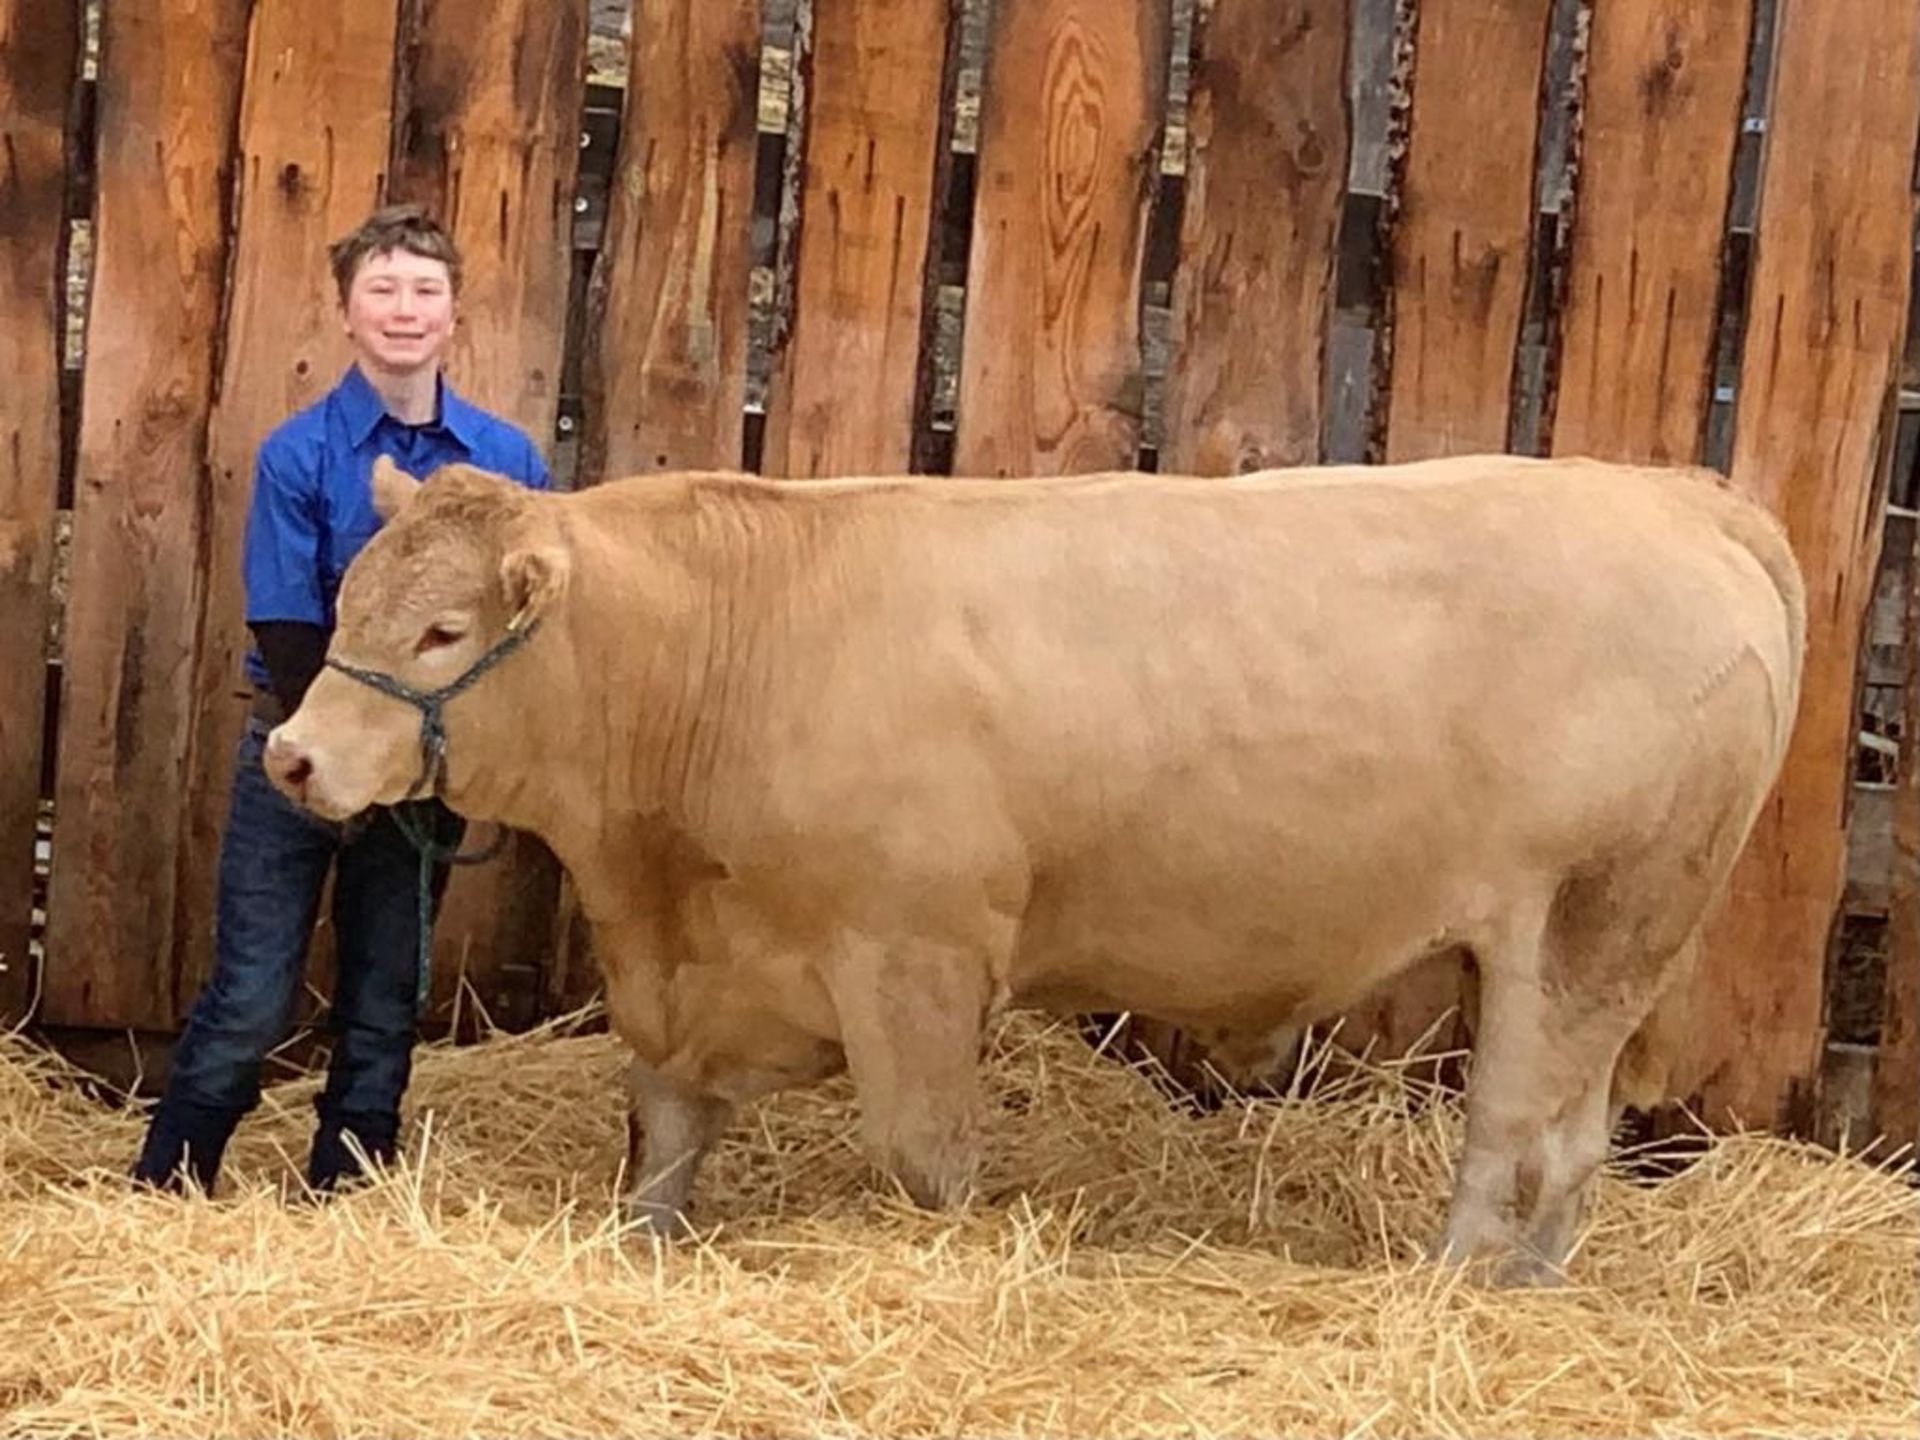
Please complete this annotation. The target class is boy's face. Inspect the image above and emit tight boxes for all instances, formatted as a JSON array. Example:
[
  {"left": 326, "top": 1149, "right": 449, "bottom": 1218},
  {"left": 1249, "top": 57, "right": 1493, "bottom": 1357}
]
[{"left": 341, "top": 248, "right": 456, "bottom": 376}]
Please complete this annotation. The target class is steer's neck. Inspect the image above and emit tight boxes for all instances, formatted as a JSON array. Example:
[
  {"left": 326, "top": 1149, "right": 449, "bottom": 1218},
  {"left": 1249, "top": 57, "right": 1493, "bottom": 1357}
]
[{"left": 473, "top": 480, "right": 811, "bottom": 852}]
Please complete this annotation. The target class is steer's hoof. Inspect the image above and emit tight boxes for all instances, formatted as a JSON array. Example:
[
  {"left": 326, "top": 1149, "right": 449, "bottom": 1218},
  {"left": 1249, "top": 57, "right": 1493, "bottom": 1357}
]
[
  {"left": 1425, "top": 1232, "right": 1568, "bottom": 1289},
  {"left": 622, "top": 1197, "right": 693, "bottom": 1241},
  {"left": 1491, "top": 1251, "right": 1568, "bottom": 1289},
  {"left": 880, "top": 1140, "right": 979, "bottom": 1214}
]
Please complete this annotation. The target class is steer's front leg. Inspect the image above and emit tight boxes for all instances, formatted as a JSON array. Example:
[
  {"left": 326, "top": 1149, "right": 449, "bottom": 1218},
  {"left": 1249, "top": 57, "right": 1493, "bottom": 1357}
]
[
  {"left": 622, "top": 1061, "right": 732, "bottom": 1238},
  {"left": 824, "top": 931, "right": 997, "bottom": 1210}
]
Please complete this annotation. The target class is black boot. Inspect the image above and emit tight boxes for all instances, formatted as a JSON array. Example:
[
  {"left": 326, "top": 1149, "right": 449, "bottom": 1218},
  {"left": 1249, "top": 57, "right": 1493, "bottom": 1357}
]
[
  {"left": 307, "top": 1107, "right": 400, "bottom": 1193},
  {"left": 131, "top": 1094, "right": 243, "bottom": 1195}
]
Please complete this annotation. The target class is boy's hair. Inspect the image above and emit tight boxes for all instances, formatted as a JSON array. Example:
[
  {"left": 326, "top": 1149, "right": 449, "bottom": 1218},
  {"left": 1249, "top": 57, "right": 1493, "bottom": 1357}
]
[{"left": 328, "top": 203, "right": 462, "bottom": 304}]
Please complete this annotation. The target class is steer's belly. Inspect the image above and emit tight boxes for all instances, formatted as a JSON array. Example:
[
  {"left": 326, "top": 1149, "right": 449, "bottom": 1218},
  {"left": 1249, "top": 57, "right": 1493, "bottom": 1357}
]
[{"left": 1006, "top": 856, "right": 1485, "bottom": 1034}]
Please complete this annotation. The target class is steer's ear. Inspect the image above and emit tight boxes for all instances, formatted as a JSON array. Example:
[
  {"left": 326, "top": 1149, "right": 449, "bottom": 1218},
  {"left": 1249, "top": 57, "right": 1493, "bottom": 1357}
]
[
  {"left": 371, "top": 454, "right": 422, "bottom": 521},
  {"left": 499, "top": 524, "right": 571, "bottom": 630}
]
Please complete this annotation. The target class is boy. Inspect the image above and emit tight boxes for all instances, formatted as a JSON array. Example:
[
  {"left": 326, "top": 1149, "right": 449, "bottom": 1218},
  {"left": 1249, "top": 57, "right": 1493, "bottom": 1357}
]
[{"left": 133, "top": 204, "right": 551, "bottom": 1194}]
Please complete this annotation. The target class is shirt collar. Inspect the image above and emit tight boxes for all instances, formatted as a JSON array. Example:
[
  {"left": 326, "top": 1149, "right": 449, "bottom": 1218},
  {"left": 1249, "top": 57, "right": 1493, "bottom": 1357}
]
[
  {"left": 334, "top": 363, "right": 483, "bottom": 452},
  {"left": 435, "top": 382, "right": 486, "bottom": 452}
]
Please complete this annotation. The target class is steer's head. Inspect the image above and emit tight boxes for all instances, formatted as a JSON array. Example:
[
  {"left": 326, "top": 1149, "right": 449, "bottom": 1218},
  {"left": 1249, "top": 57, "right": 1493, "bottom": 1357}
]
[{"left": 263, "top": 457, "right": 567, "bottom": 820}]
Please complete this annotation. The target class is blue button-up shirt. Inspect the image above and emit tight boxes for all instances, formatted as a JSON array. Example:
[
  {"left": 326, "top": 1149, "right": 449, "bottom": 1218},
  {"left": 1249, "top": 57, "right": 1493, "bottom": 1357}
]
[{"left": 240, "top": 364, "right": 551, "bottom": 688}]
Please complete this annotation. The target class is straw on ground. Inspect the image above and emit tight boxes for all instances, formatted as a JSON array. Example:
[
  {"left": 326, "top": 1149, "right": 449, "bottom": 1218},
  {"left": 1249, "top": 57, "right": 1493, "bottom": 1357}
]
[{"left": 1, "top": 1011, "right": 1913, "bottom": 1438}]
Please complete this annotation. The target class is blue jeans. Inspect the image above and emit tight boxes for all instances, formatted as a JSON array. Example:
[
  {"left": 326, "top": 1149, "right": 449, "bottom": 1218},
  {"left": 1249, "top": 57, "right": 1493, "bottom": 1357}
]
[{"left": 132, "top": 716, "right": 463, "bottom": 1192}]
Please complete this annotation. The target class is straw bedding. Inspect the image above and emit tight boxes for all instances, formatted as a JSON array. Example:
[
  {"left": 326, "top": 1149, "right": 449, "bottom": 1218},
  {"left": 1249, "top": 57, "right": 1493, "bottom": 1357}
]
[{"left": 1, "top": 1010, "right": 1913, "bottom": 1438}]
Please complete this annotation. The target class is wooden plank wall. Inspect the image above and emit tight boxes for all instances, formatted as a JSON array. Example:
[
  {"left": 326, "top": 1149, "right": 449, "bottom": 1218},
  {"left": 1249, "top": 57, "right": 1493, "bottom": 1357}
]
[
  {"left": 1549, "top": 0, "right": 1751, "bottom": 466},
  {"left": 1161, "top": 0, "right": 1350, "bottom": 475},
  {"left": 582, "top": 0, "right": 761, "bottom": 482},
  {"left": 1380, "top": 0, "right": 1553, "bottom": 466},
  {"left": 954, "top": 0, "right": 1170, "bottom": 477},
  {"left": 1685, "top": 0, "right": 1920, "bottom": 1133},
  {"left": 41, "top": 0, "right": 252, "bottom": 1030},
  {"left": 387, "top": 0, "right": 588, "bottom": 1030},
  {"left": 764, "top": 0, "right": 955, "bottom": 478},
  {"left": 0, "top": 0, "right": 76, "bottom": 1019}
]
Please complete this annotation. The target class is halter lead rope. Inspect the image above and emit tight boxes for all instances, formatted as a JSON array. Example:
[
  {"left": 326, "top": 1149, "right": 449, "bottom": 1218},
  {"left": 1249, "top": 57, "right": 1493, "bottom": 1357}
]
[{"left": 324, "top": 614, "right": 543, "bottom": 1012}]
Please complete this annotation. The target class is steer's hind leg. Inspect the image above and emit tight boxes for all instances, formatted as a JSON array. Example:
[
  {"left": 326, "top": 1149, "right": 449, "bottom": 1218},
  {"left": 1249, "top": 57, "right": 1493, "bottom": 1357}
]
[
  {"left": 1438, "top": 884, "right": 1689, "bottom": 1285},
  {"left": 621, "top": 1060, "right": 732, "bottom": 1238},
  {"left": 1437, "top": 979, "right": 1634, "bottom": 1284},
  {"left": 824, "top": 932, "right": 997, "bottom": 1211}
]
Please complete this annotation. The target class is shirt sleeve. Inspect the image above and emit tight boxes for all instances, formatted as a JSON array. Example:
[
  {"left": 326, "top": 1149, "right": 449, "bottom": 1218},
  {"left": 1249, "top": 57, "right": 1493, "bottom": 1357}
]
[
  {"left": 250, "top": 620, "right": 329, "bottom": 711},
  {"left": 242, "top": 440, "right": 327, "bottom": 624},
  {"left": 519, "top": 430, "right": 553, "bottom": 491}
]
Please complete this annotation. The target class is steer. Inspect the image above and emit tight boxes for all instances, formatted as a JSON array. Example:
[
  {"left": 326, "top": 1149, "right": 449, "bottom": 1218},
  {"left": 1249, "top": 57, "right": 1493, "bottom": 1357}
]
[{"left": 264, "top": 452, "right": 1804, "bottom": 1283}]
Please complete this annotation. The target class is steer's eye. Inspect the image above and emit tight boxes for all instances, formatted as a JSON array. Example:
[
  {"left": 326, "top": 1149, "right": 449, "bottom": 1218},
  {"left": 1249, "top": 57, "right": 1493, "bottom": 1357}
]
[{"left": 417, "top": 621, "right": 467, "bottom": 654}]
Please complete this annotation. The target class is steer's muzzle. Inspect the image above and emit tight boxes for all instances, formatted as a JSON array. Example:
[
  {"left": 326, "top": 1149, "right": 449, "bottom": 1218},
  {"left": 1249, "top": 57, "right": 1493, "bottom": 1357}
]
[
  {"left": 261, "top": 718, "right": 390, "bottom": 821},
  {"left": 262, "top": 730, "right": 316, "bottom": 807}
]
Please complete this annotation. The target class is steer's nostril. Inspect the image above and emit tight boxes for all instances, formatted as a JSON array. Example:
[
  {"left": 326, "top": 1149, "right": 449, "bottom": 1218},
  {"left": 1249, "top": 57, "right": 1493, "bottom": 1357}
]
[{"left": 266, "top": 736, "right": 315, "bottom": 795}]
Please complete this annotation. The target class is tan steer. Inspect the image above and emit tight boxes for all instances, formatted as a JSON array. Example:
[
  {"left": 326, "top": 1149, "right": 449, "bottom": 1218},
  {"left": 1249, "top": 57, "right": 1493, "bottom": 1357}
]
[{"left": 264, "top": 453, "right": 1804, "bottom": 1283}]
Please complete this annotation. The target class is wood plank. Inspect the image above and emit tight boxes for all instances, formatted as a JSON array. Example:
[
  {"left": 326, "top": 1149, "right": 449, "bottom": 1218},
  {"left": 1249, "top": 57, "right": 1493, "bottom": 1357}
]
[
  {"left": 1549, "top": 0, "right": 1750, "bottom": 465},
  {"left": 174, "top": 0, "right": 403, "bottom": 1016},
  {"left": 388, "top": 0, "right": 587, "bottom": 1030},
  {"left": 763, "top": 0, "right": 954, "bottom": 478},
  {"left": 1346, "top": 0, "right": 1552, "bottom": 1061},
  {"left": 40, "top": 0, "right": 251, "bottom": 1030},
  {"left": 0, "top": 0, "right": 76, "bottom": 1020},
  {"left": 1161, "top": 0, "right": 1351, "bottom": 475},
  {"left": 583, "top": 0, "right": 761, "bottom": 481},
  {"left": 1683, "top": 0, "right": 1920, "bottom": 1134},
  {"left": 1844, "top": 785, "right": 1897, "bottom": 914},
  {"left": 1872, "top": 522, "right": 1919, "bottom": 1151},
  {"left": 1381, "top": 0, "right": 1553, "bottom": 464},
  {"left": 952, "top": 0, "right": 1170, "bottom": 477}
]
